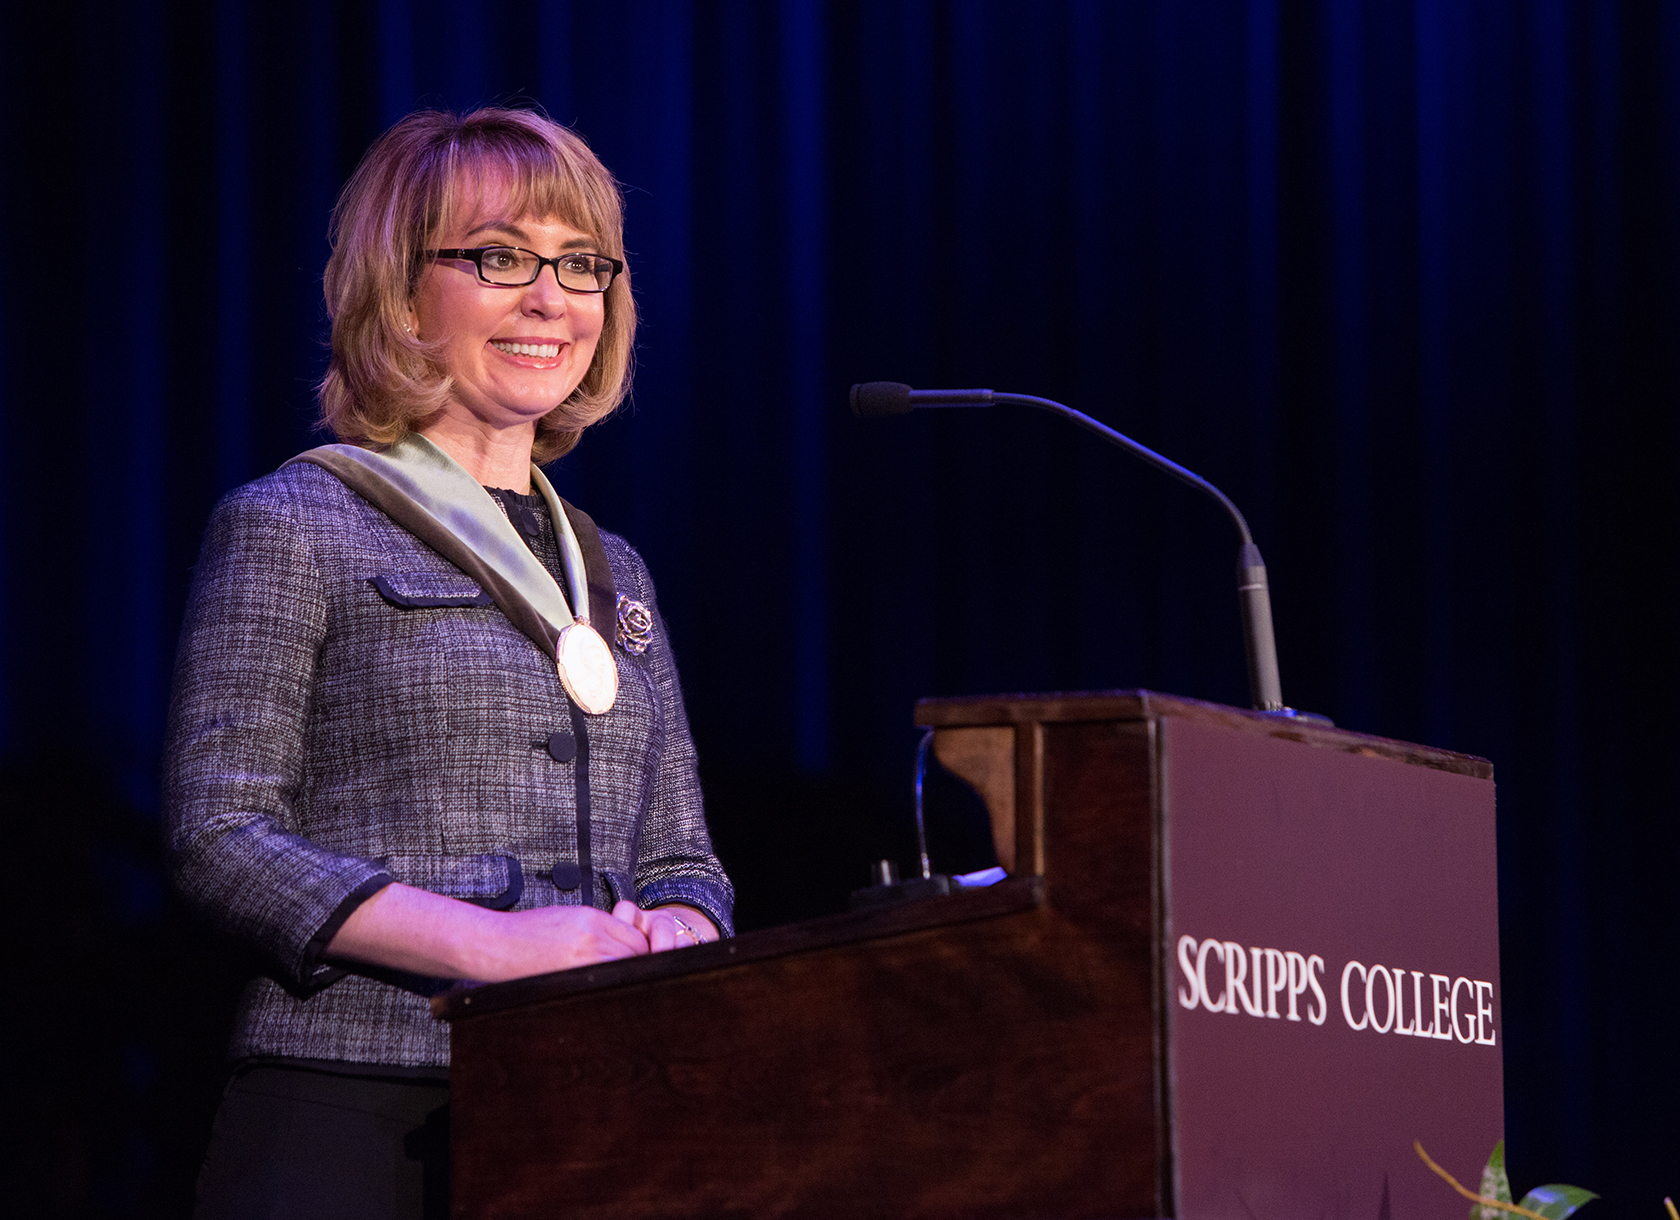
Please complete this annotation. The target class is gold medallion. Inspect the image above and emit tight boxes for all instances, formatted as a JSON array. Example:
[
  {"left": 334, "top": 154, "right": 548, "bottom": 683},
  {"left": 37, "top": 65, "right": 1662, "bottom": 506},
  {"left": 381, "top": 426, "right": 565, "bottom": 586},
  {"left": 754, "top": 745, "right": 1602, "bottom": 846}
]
[{"left": 556, "top": 620, "right": 618, "bottom": 714}]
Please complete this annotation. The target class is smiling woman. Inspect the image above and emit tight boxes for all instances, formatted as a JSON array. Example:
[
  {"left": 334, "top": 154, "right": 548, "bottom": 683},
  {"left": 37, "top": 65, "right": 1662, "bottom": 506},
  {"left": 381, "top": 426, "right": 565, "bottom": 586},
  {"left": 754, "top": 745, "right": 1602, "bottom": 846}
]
[
  {"left": 409, "top": 214, "right": 607, "bottom": 479},
  {"left": 317, "top": 108, "right": 637, "bottom": 467},
  {"left": 164, "top": 108, "right": 732, "bottom": 1219}
]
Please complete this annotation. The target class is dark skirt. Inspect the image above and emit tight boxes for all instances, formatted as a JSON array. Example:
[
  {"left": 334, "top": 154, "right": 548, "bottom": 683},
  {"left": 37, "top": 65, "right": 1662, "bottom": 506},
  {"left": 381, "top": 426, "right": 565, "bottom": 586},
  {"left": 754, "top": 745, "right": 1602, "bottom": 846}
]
[{"left": 194, "top": 1063, "right": 449, "bottom": 1220}]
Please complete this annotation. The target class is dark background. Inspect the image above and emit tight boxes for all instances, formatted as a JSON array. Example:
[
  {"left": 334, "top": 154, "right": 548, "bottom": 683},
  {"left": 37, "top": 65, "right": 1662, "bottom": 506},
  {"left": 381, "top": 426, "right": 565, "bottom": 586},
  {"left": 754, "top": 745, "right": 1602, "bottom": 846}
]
[{"left": 3, "top": 0, "right": 1677, "bottom": 1215}]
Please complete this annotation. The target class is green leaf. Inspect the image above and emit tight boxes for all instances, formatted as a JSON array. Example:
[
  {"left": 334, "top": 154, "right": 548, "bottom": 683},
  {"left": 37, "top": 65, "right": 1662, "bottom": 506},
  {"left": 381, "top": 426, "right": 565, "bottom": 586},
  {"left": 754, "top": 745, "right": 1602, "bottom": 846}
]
[
  {"left": 1515, "top": 1184, "right": 1599, "bottom": 1220},
  {"left": 1473, "top": 1140, "right": 1513, "bottom": 1220}
]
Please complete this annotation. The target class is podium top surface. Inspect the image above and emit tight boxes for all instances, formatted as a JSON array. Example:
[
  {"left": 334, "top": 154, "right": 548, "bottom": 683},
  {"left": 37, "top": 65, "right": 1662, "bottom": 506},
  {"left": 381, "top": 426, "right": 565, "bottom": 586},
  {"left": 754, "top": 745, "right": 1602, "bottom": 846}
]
[{"left": 913, "top": 688, "right": 1492, "bottom": 780}]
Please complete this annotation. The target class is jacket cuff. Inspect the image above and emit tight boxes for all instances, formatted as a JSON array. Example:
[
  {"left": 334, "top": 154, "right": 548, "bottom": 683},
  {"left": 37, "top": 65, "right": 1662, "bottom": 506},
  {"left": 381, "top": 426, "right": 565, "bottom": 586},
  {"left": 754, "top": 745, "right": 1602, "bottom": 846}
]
[
  {"left": 639, "top": 878, "right": 735, "bottom": 939},
  {"left": 295, "top": 873, "right": 393, "bottom": 990}
]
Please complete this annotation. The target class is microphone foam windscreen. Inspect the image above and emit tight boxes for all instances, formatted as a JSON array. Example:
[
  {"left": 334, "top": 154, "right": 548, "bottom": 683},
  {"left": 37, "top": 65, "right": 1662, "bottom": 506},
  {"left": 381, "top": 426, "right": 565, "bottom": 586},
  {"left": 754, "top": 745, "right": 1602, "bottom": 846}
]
[{"left": 849, "top": 382, "right": 915, "bottom": 417}]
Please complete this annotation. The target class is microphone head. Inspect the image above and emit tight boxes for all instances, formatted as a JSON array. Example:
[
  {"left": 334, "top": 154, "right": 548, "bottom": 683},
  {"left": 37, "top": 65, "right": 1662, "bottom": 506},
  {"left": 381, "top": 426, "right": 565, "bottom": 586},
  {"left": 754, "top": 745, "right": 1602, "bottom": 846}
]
[{"left": 850, "top": 382, "right": 914, "bottom": 417}]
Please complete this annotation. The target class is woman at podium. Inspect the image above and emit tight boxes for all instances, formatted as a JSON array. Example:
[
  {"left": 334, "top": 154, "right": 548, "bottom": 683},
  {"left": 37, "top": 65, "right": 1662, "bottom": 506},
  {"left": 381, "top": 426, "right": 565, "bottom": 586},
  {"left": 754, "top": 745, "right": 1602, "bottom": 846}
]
[{"left": 163, "top": 107, "right": 734, "bottom": 1218}]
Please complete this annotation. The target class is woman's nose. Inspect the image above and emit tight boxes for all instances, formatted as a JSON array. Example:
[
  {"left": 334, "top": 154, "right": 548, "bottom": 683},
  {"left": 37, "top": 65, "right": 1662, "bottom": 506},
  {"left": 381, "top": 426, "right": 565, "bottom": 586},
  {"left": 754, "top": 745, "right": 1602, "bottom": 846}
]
[{"left": 520, "top": 267, "right": 570, "bottom": 315}]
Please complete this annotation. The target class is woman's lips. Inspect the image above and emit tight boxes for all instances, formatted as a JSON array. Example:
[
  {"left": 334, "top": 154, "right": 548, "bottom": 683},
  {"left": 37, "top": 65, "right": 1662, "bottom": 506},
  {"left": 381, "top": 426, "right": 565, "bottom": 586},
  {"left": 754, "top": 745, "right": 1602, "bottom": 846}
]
[{"left": 490, "top": 339, "right": 563, "bottom": 360}]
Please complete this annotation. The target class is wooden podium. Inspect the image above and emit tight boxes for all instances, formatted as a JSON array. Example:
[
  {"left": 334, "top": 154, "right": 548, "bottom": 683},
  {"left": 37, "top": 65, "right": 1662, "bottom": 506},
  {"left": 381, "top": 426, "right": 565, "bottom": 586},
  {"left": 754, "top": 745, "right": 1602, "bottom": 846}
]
[{"left": 437, "top": 692, "right": 1503, "bottom": 1219}]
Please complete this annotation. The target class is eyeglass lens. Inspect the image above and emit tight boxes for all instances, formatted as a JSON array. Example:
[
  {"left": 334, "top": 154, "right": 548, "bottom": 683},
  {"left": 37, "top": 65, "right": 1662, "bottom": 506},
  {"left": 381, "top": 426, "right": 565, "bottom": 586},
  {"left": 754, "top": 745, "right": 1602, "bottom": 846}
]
[{"left": 478, "top": 247, "right": 615, "bottom": 291}]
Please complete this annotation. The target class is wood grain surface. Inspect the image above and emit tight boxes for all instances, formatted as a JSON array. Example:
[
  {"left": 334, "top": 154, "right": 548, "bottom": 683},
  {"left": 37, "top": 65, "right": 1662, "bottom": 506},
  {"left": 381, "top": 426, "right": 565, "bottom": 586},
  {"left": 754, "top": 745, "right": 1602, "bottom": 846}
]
[
  {"left": 913, "top": 689, "right": 1491, "bottom": 779},
  {"left": 448, "top": 705, "right": 1164, "bottom": 1219}
]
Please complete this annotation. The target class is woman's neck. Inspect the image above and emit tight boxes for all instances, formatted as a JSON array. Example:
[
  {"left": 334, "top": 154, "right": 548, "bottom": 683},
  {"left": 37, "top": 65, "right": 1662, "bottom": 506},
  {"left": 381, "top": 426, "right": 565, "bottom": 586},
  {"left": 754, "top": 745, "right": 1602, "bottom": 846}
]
[{"left": 418, "top": 415, "right": 536, "bottom": 493}]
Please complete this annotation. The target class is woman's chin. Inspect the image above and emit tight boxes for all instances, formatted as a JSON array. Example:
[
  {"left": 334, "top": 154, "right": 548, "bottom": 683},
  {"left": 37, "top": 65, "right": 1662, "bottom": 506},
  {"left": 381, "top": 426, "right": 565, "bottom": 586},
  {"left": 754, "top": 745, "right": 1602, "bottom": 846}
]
[{"left": 419, "top": 405, "right": 545, "bottom": 442}]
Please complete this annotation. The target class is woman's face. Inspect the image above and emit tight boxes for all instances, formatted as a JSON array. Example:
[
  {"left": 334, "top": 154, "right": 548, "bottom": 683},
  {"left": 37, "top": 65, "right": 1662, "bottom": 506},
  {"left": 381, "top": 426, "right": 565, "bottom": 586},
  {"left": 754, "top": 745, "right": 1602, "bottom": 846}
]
[{"left": 410, "top": 199, "right": 606, "bottom": 435}]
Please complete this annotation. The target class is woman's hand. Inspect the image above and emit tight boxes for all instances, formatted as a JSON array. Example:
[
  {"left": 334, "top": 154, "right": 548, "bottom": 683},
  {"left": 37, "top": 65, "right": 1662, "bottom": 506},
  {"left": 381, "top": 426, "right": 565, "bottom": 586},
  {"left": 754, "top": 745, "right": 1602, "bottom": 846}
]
[
  {"left": 469, "top": 904, "right": 653, "bottom": 980},
  {"left": 325, "top": 882, "right": 651, "bottom": 982},
  {"left": 611, "top": 901, "right": 720, "bottom": 952}
]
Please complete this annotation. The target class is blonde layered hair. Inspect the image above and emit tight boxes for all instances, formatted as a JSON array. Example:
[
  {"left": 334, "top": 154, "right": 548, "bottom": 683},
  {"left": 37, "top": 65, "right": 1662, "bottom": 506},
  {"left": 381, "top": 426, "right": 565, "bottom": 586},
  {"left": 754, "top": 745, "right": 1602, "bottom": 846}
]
[{"left": 318, "top": 108, "right": 635, "bottom": 463}]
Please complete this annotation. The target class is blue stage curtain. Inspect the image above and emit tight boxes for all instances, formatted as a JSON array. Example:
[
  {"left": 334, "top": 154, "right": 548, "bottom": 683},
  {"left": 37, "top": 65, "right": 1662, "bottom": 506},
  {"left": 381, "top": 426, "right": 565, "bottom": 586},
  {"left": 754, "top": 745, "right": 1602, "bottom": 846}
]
[{"left": 2, "top": 0, "right": 1677, "bottom": 1211}]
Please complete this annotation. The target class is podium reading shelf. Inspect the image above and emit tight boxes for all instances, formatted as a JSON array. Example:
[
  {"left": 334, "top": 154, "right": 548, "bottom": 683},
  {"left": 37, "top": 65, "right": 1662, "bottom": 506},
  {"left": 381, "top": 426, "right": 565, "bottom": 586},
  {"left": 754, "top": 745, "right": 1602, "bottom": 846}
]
[{"left": 437, "top": 691, "right": 1503, "bottom": 1219}]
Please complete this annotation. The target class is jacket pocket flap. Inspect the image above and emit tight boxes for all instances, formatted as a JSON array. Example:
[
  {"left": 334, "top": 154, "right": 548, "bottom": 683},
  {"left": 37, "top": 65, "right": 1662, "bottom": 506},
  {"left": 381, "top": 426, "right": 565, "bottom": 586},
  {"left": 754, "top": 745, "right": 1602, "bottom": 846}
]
[
  {"left": 377, "top": 853, "right": 523, "bottom": 910},
  {"left": 370, "top": 573, "right": 492, "bottom": 608}
]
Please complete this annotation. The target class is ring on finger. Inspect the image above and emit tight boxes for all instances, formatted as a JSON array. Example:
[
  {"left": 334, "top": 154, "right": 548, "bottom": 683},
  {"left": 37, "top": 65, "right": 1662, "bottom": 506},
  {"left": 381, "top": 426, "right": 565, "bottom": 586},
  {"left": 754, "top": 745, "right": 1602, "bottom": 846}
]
[{"left": 668, "top": 913, "right": 705, "bottom": 945}]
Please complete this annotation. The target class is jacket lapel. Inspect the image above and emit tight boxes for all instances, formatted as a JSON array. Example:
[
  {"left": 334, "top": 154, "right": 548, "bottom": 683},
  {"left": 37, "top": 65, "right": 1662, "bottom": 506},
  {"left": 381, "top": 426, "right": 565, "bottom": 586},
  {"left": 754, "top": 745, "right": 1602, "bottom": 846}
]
[
  {"left": 290, "top": 442, "right": 623, "bottom": 662},
  {"left": 289, "top": 446, "right": 564, "bottom": 661}
]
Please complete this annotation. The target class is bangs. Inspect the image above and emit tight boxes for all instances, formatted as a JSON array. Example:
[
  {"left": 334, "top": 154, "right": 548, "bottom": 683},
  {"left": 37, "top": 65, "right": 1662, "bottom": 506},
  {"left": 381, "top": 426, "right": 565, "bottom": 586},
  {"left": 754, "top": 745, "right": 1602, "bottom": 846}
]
[
  {"left": 428, "top": 127, "right": 624, "bottom": 256},
  {"left": 320, "top": 106, "right": 635, "bottom": 464}
]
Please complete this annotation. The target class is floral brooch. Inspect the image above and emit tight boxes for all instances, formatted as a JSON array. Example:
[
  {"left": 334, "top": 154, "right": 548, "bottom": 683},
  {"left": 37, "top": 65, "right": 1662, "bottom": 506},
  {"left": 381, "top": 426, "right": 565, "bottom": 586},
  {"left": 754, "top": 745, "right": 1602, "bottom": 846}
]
[{"left": 616, "top": 594, "right": 653, "bottom": 655}]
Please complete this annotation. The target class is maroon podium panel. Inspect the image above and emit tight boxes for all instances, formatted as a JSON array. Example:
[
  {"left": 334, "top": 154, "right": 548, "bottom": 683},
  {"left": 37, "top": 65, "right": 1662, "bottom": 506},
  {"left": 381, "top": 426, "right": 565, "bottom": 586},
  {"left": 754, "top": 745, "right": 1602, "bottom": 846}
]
[{"left": 1165, "top": 715, "right": 1502, "bottom": 1219}]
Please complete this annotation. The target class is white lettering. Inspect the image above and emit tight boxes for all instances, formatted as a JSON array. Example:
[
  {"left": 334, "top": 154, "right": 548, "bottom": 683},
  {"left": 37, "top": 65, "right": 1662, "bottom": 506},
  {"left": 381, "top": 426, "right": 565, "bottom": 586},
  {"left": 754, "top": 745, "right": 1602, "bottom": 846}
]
[
  {"left": 1196, "top": 938, "right": 1225, "bottom": 1012},
  {"left": 1411, "top": 970, "right": 1431, "bottom": 1037},
  {"left": 1265, "top": 948, "right": 1287, "bottom": 1019},
  {"left": 1341, "top": 960, "right": 1369, "bottom": 1030},
  {"left": 1177, "top": 937, "right": 1490, "bottom": 1049},
  {"left": 1391, "top": 964, "right": 1415, "bottom": 1035},
  {"left": 1306, "top": 954, "right": 1326, "bottom": 1025},
  {"left": 1225, "top": 941, "right": 1263, "bottom": 1016},
  {"left": 1285, "top": 950, "right": 1308, "bottom": 1021},
  {"left": 1451, "top": 977, "right": 1476, "bottom": 1043},
  {"left": 1475, "top": 980, "right": 1497, "bottom": 1045},
  {"left": 1177, "top": 935, "right": 1200, "bottom": 1009},
  {"left": 1430, "top": 974, "right": 1453, "bottom": 1040},
  {"left": 1365, "top": 965, "right": 1396, "bottom": 1033}
]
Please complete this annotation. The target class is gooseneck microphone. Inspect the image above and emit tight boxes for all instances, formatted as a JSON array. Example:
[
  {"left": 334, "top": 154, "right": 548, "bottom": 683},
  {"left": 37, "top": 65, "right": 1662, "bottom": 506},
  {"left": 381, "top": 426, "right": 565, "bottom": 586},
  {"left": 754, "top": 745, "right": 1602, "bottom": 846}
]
[{"left": 850, "top": 381, "right": 1286, "bottom": 713}]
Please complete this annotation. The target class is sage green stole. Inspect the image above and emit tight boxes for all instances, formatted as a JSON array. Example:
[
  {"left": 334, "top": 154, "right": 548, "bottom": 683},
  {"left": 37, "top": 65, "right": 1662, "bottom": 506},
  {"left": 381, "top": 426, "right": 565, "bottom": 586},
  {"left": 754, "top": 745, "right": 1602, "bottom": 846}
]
[{"left": 286, "top": 434, "right": 618, "bottom": 671}]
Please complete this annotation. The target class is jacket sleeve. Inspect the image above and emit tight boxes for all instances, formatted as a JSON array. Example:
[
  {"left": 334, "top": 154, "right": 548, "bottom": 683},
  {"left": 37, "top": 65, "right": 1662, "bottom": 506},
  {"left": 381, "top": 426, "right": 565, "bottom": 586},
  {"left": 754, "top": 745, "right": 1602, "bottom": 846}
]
[
  {"left": 164, "top": 486, "right": 391, "bottom": 988},
  {"left": 614, "top": 544, "right": 736, "bottom": 937}
]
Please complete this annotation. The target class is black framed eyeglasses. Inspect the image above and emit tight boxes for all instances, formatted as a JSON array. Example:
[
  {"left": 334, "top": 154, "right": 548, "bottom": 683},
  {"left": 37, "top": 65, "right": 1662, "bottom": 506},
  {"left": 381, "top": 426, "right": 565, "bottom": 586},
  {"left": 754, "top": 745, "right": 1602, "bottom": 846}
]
[{"left": 428, "top": 246, "right": 624, "bottom": 292}]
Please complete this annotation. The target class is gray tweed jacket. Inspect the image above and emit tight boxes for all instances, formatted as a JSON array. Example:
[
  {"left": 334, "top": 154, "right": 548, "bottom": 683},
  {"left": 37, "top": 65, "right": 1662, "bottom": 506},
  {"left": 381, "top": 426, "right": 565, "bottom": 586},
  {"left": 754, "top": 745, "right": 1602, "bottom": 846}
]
[{"left": 164, "top": 460, "right": 732, "bottom": 1068}]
